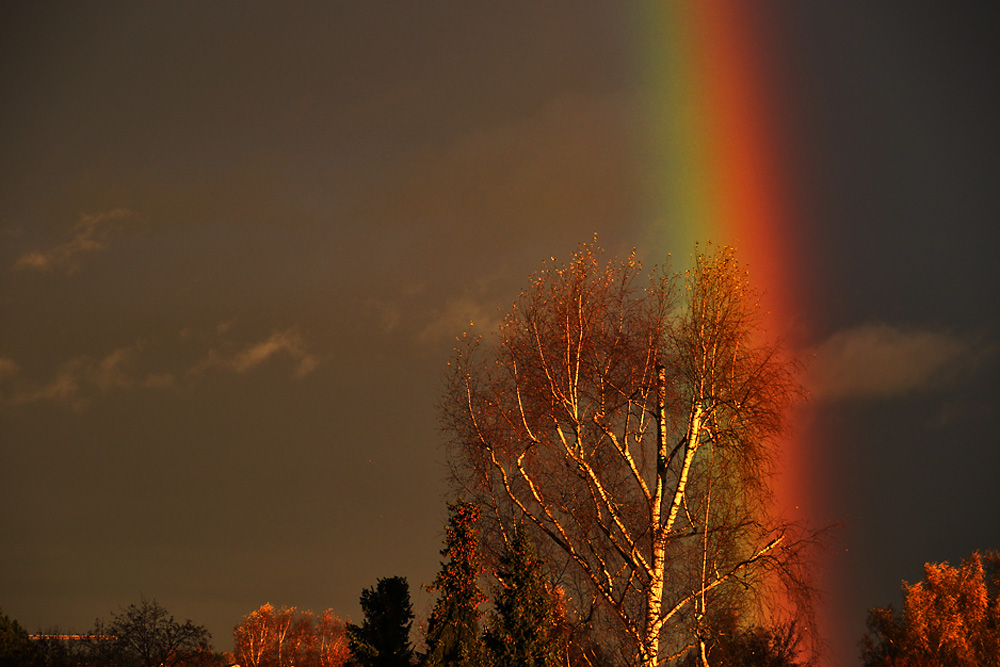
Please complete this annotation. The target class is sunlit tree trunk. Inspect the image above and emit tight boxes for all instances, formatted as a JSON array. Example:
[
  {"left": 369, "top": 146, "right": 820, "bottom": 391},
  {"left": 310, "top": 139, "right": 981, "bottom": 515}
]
[{"left": 443, "top": 243, "right": 812, "bottom": 666}]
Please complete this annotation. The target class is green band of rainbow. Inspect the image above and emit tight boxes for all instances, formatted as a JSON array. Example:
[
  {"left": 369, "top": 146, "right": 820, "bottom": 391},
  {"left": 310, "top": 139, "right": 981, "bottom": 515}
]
[
  {"left": 634, "top": 0, "right": 818, "bottom": 627},
  {"left": 636, "top": 2, "right": 796, "bottom": 320}
]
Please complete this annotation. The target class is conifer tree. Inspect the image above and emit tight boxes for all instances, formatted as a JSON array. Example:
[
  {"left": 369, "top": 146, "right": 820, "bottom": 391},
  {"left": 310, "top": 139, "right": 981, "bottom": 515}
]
[
  {"left": 423, "top": 501, "right": 487, "bottom": 667},
  {"left": 347, "top": 577, "right": 415, "bottom": 667},
  {"left": 0, "top": 608, "right": 40, "bottom": 667},
  {"left": 485, "top": 528, "right": 562, "bottom": 667}
]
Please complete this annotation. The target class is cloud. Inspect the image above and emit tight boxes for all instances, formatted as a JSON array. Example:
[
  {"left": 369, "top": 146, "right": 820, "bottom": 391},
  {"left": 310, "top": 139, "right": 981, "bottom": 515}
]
[
  {"left": 13, "top": 364, "right": 84, "bottom": 408},
  {"left": 804, "top": 323, "right": 990, "bottom": 401},
  {"left": 232, "top": 330, "right": 319, "bottom": 378},
  {"left": 419, "top": 295, "right": 502, "bottom": 344},
  {"left": 2, "top": 343, "right": 166, "bottom": 410},
  {"left": 2, "top": 326, "right": 318, "bottom": 410},
  {"left": 364, "top": 298, "right": 404, "bottom": 334},
  {"left": 348, "top": 93, "right": 632, "bottom": 237},
  {"left": 200, "top": 328, "right": 319, "bottom": 379},
  {"left": 13, "top": 208, "right": 136, "bottom": 274},
  {"left": 93, "top": 344, "right": 142, "bottom": 392},
  {"left": 0, "top": 357, "right": 18, "bottom": 382}
]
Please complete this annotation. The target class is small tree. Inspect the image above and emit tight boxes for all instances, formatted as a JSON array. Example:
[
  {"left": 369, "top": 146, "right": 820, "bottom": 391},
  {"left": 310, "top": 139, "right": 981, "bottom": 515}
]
[
  {"left": 315, "top": 610, "right": 351, "bottom": 667},
  {"left": 861, "top": 550, "right": 1000, "bottom": 667},
  {"left": 347, "top": 577, "right": 415, "bottom": 667},
  {"left": 0, "top": 608, "right": 39, "bottom": 667},
  {"left": 90, "top": 598, "right": 212, "bottom": 667},
  {"left": 234, "top": 604, "right": 349, "bottom": 667},
  {"left": 423, "top": 501, "right": 487, "bottom": 667},
  {"left": 485, "top": 528, "right": 562, "bottom": 667}
]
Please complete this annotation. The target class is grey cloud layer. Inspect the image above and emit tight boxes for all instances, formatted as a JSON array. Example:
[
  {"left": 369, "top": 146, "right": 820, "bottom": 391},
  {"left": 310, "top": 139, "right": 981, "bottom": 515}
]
[{"left": 804, "top": 323, "right": 991, "bottom": 401}]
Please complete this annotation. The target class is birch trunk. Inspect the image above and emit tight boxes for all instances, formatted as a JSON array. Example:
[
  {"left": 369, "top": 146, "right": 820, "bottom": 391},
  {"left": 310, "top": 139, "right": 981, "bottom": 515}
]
[
  {"left": 443, "top": 244, "right": 807, "bottom": 666},
  {"left": 641, "top": 364, "right": 669, "bottom": 667}
]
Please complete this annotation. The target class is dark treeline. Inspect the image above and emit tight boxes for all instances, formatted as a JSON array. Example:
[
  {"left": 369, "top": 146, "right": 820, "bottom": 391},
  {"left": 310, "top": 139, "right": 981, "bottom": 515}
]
[
  {"left": 4, "top": 528, "right": 997, "bottom": 666},
  {"left": 6, "top": 548, "right": 999, "bottom": 665},
  {"left": 1, "top": 599, "right": 215, "bottom": 667},
  {"left": 0, "top": 500, "right": 804, "bottom": 667}
]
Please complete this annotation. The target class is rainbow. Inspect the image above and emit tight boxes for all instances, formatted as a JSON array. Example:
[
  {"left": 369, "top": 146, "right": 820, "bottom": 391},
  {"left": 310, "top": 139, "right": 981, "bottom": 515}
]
[
  {"left": 636, "top": 2, "right": 797, "bottom": 306},
  {"left": 633, "top": 0, "right": 823, "bottom": 647}
]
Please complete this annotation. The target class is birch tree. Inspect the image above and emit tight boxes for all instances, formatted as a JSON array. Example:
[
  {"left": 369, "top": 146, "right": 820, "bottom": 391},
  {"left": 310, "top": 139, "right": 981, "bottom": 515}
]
[
  {"left": 233, "top": 604, "right": 299, "bottom": 667},
  {"left": 315, "top": 610, "right": 352, "bottom": 667},
  {"left": 233, "top": 604, "right": 349, "bottom": 667},
  {"left": 861, "top": 551, "right": 1000, "bottom": 667},
  {"left": 441, "top": 243, "right": 813, "bottom": 666}
]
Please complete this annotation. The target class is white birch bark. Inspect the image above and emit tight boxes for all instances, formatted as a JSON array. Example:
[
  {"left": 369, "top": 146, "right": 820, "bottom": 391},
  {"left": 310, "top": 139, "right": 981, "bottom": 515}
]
[{"left": 445, "top": 245, "right": 802, "bottom": 666}]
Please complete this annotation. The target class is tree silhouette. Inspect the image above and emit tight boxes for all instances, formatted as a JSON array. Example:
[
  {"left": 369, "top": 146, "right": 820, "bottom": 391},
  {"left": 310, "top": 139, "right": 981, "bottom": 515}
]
[
  {"left": 679, "top": 613, "right": 809, "bottom": 667},
  {"left": 0, "top": 608, "right": 39, "bottom": 667},
  {"left": 423, "top": 501, "right": 487, "bottom": 667},
  {"left": 89, "top": 598, "right": 212, "bottom": 667},
  {"left": 347, "top": 577, "right": 415, "bottom": 667},
  {"left": 441, "top": 242, "right": 816, "bottom": 666},
  {"left": 485, "top": 528, "right": 562, "bottom": 667}
]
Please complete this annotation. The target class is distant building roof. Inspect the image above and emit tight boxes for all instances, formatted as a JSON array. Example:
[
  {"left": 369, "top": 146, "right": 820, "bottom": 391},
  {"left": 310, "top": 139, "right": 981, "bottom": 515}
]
[{"left": 29, "top": 634, "right": 117, "bottom": 641}]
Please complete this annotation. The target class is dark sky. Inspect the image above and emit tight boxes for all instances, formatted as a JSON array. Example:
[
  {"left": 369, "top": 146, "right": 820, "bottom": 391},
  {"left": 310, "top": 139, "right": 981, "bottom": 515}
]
[{"left": 2, "top": 3, "right": 998, "bottom": 664}]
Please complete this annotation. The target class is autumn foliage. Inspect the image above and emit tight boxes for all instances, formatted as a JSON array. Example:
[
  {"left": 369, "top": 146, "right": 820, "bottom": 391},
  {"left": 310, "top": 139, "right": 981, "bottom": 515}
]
[
  {"left": 233, "top": 603, "right": 349, "bottom": 667},
  {"left": 423, "top": 501, "right": 488, "bottom": 667},
  {"left": 861, "top": 550, "right": 1000, "bottom": 667}
]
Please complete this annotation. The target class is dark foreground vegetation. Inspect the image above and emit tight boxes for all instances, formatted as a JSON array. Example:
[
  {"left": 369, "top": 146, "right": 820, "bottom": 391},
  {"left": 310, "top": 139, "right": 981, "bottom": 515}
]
[{"left": 6, "top": 547, "right": 997, "bottom": 666}]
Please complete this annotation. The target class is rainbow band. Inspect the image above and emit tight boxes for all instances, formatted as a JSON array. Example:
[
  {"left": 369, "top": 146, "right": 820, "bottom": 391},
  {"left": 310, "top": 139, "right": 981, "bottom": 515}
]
[
  {"left": 638, "top": 2, "right": 794, "bottom": 318},
  {"left": 636, "top": 0, "right": 815, "bottom": 629}
]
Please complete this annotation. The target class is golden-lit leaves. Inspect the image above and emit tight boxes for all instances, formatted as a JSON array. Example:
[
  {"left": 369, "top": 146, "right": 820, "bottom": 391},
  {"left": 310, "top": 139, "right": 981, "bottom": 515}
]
[
  {"left": 424, "top": 502, "right": 488, "bottom": 667},
  {"left": 863, "top": 551, "right": 1000, "bottom": 667},
  {"left": 233, "top": 603, "right": 350, "bottom": 667}
]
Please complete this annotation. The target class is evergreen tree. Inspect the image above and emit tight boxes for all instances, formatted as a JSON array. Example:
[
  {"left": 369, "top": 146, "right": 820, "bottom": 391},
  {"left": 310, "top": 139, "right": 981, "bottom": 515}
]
[
  {"left": 423, "top": 501, "right": 487, "bottom": 667},
  {"left": 485, "top": 528, "right": 562, "bottom": 667},
  {"left": 347, "top": 577, "right": 415, "bottom": 667},
  {"left": 0, "top": 608, "right": 40, "bottom": 667}
]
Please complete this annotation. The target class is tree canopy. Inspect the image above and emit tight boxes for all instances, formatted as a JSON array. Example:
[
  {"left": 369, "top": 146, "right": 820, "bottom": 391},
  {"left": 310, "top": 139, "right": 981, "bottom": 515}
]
[
  {"left": 485, "top": 527, "right": 563, "bottom": 667},
  {"left": 347, "top": 577, "right": 415, "bottom": 667},
  {"left": 861, "top": 550, "right": 1000, "bottom": 667},
  {"left": 441, "top": 242, "right": 815, "bottom": 666},
  {"left": 89, "top": 598, "right": 212, "bottom": 667},
  {"left": 0, "top": 608, "right": 39, "bottom": 667},
  {"left": 233, "top": 603, "right": 349, "bottom": 667},
  {"left": 423, "top": 501, "right": 488, "bottom": 667}
]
